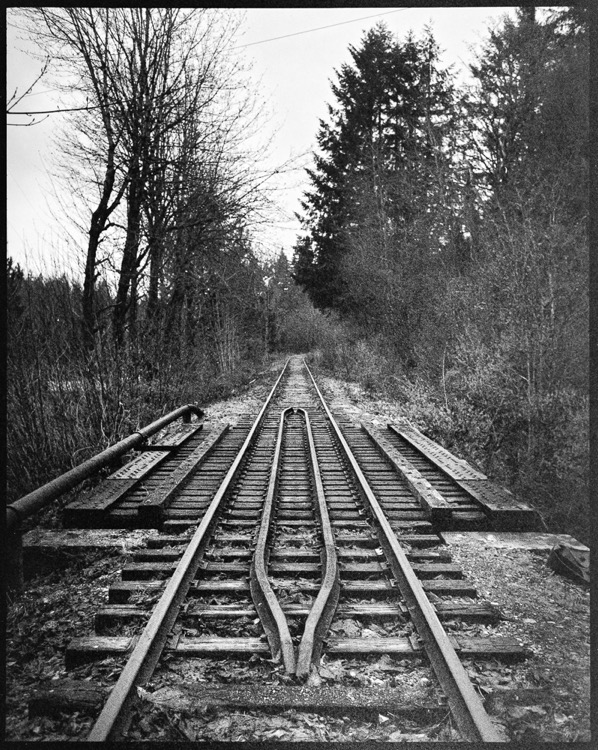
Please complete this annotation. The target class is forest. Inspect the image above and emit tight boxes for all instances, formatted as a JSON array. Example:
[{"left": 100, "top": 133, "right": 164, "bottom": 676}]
[{"left": 7, "top": 7, "right": 588, "bottom": 543}]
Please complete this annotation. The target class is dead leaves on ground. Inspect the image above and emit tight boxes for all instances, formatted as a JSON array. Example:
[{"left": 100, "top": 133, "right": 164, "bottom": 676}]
[
  {"left": 131, "top": 693, "right": 454, "bottom": 743},
  {"left": 329, "top": 616, "right": 409, "bottom": 639}
]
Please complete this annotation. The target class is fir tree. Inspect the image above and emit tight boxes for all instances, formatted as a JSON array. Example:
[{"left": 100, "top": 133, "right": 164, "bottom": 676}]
[{"left": 293, "top": 23, "right": 455, "bottom": 314}]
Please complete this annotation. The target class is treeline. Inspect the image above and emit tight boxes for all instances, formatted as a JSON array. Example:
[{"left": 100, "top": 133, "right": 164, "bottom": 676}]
[
  {"left": 6, "top": 8, "right": 316, "bottom": 506},
  {"left": 7, "top": 8, "right": 588, "bottom": 544},
  {"left": 6, "top": 248, "right": 320, "bottom": 506},
  {"left": 15, "top": 9, "right": 274, "bottom": 352},
  {"left": 294, "top": 8, "right": 588, "bottom": 541}
]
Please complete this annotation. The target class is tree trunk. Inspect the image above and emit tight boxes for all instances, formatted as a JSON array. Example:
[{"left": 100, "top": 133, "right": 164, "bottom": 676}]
[
  {"left": 82, "top": 146, "right": 118, "bottom": 350},
  {"left": 113, "top": 163, "right": 142, "bottom": 347},
  {"left": 146, "top": 234, "right": 163, "bottom": 324}
]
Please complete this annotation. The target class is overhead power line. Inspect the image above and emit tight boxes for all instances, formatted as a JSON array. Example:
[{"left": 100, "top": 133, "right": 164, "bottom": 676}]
[
  {"left": 236, "top": 8, "right": 410, "bottom": 49},
  {"left": 8, "top": 10, "right": 412, "bottom": 118}
]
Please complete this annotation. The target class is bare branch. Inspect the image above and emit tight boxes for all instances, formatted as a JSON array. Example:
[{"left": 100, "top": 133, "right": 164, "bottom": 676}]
[{"left": 6, "top": 56, "right": 50, "bottom": 110}]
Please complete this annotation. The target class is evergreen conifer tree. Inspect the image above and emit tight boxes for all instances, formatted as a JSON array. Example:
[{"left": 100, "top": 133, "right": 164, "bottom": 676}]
[{"left": 293, "top": 23, "right": 455, "bottom": 314}]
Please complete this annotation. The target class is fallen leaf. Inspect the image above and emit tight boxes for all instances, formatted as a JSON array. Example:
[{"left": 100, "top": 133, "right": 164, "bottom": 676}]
[
  {"left": 306, "top": 670, "right": 322, "bottom": 687},
  {"left": 527, "top": 706, "right": 547, "bottom": 715},
  {"left": 361, "top": 628, "right": 379, "bottom": 639},
  {"left": 331, "top": 619, "right": 361, "bottom": 637},
  {"left": 554, "top": 713, "right": 571, "bottom": 725}
]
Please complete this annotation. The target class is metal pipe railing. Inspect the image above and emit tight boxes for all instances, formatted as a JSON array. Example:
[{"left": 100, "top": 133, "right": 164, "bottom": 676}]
[{"left": 6, "top": 404, "right": 204, "bottom": 535}]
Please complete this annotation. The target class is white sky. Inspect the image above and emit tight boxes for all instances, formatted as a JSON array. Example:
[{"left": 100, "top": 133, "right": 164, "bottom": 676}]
[{"left": 6, "top": 7, "right": 516, "bottom": 274}]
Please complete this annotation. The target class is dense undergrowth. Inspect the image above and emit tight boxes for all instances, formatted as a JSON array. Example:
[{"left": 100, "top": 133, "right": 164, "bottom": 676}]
[
  {"left": 6, "top": 346, "right": 276, "bottom": 520},
  {"left": 307, "top": 327, "right": 588, "bottom": 547},
  {"left": 6, "top": 262, "right": 280, "bottom": 517},
  {"left": 8, "top": 9, "right": 587, "bottom": 553},
  {"left": 7, "top": 258, "right": 587, "bottom": 547},
  {"left": 290, "top": 9, "right": 588, "bottom": 545}
]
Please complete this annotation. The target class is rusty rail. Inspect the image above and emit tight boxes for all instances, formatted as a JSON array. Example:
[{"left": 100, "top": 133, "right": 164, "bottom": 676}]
[
  {"left": 296, "top": 408, "right": 340, "bottom": 678},
  {"left": 303, "top": 359, "right": 506, "bottom": 743},
  {"left": 6, "top": 404, "right": 204, "bottom": 535},
  {"left": 250, "top": 408, "right": 296, "bottom": 673},
  {"left": 87, "top": 360, "right": 290, "bottom": 741}
]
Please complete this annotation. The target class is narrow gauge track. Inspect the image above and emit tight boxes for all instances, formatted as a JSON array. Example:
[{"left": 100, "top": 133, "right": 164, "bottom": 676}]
[{"left": 61, "top": 358, "right": 524, "bottom": 742}]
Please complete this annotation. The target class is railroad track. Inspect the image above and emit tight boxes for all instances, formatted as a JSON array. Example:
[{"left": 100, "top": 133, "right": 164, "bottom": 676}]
[{"left": 46, "top": 357, "right": 532, "bottom": 741}]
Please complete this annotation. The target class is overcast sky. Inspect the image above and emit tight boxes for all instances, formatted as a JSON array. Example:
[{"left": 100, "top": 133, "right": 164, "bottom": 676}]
[{"left": 7, "top": 7, "right": 515, "bottom": 274}]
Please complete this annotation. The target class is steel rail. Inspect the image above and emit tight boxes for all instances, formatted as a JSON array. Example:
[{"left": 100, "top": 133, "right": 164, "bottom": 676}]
[
  {"left": 86, "top": 360, "right": 290, "bottom": 742},
  {"left": 295, "top": 408, "right": 340, "bottom": 678},
  {"left": 303, "top": 360, "right": 506, "bottom": 743},
  {"left": 250, "top": 408, "right": 296, "bottom": 673},
  {"left": 6, "top": 404, "right": 204, "bottom": 534}
]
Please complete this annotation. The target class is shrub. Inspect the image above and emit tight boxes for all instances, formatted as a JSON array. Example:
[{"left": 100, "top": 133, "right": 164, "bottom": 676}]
[{"left": 6, "top": 262, "right": 274, "bottom": 514}]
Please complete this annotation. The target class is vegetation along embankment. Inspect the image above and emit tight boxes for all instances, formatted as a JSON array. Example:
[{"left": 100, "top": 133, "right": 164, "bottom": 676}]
[{"left": 7, "top": 7, "right": 588, "bottom": 543}]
